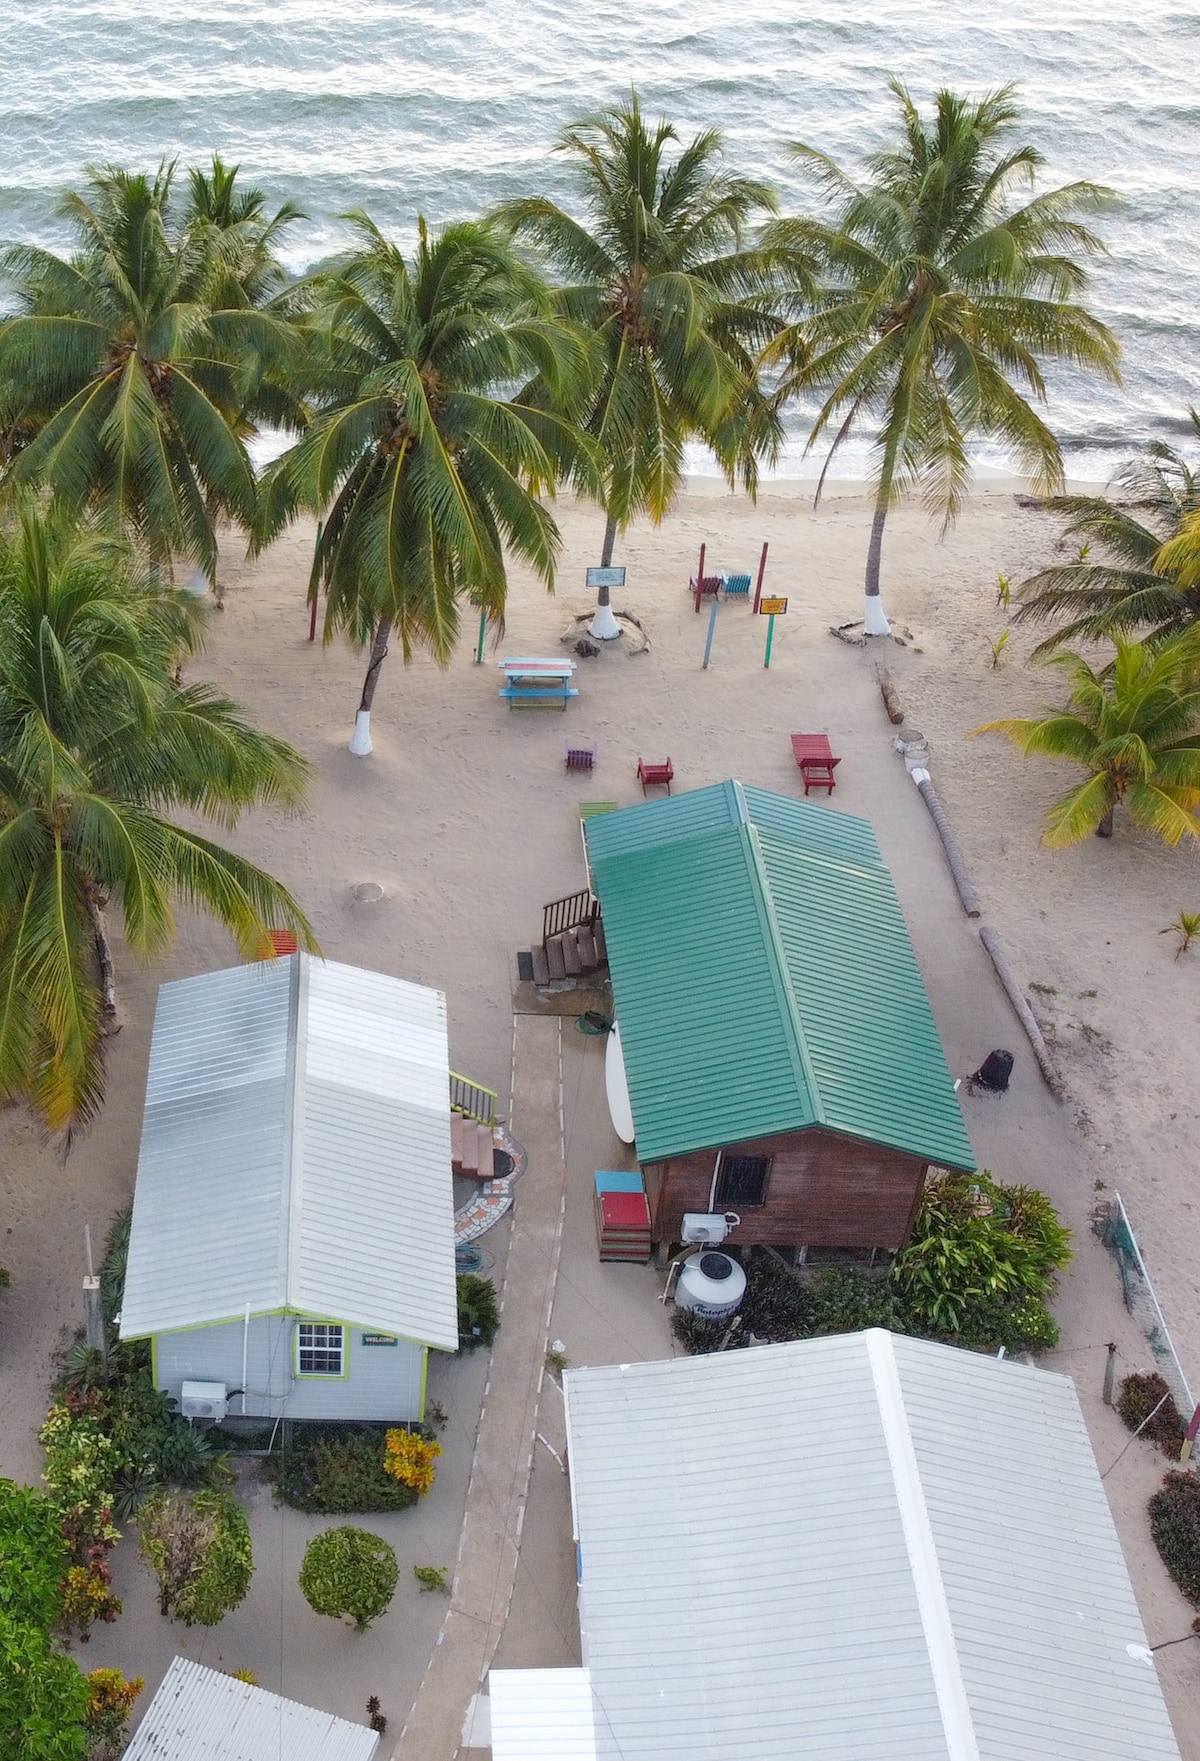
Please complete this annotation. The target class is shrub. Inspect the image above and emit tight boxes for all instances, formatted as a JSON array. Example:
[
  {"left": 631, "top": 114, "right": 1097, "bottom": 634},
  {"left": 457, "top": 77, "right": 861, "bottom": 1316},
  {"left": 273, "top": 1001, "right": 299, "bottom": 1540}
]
[
  {"left": 266, "top": 1428, "right": 419, "bottom": 1514},
  {"left": 85, "top": 1668, "right": 143, "bottom": 1759},
  {"left": 671, "top": 1251, "right": 816, "bottom": 1354},
  {"left": 457, "top": 1274, "right": 500, "bottom": 1350},
  {"left": 1117, "top": 1372, "right": 1187, "bottom": 1456},
  {"left": 808, "top": 1267, "right": 900, "bottom": 1335},
  {"left": 0, "top": 1613, "right": 91, "bottom": 1761},
  {"left": 383, "top": 1431, "right": 441, "bottom": 1495},
  {"left": 1149, "top": 1470, "right": 1200, "bottom": 1605},
  {"left": 0, "top": 1480, "right": 69, "bottom": 1630},
  {"left": 299, "top": 1527, "right": 399, "bottom": 1631},
  {"left": 138, "top": 1490, "right": 253, "bottom": 1626},
  {"left": 414, "top": 1565, "right": 449, "bottom": 1594},
  {"left": 950, "top": 1290, "right": 1061, "bottom": 1354}
]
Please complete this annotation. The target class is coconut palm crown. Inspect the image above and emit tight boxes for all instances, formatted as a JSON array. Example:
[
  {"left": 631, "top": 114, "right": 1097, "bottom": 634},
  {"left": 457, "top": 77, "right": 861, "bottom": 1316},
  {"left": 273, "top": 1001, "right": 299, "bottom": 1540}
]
[
  {"left": 0, "top": 162, "right": 299, "bottom": 579},
  {"left": 1012, "top": 415, "right": 1200, "bottom": 655},
  {"left": 0, "top": 506, "right": 315, "bottom": 1132},
  {"left": 255, "top": 213, "right": 598, "bottom": 754},
  {"left": 975, "top": 628, "right": 1200, "bottom": 846},
  {"left": 492, "top": 96, "right": 782, "bottom": 629},
  {"left": 767, "top": 82, "right": 1121, "bottom": 634}
]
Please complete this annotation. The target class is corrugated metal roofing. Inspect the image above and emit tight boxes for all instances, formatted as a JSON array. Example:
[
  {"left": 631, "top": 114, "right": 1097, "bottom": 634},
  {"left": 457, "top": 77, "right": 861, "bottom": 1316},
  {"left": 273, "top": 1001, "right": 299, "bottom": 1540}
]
[
  {"left": 554, "top": 1332, "right": 1182, "bottom": 1761},
  {"left": 120, "top": 955, "right": 458, "bottom": 1351},
  {"left": 123, "top": 1656, "right": 379, "bottom": 1761},
  {"left": 583, "top": 777, "right": 883, "bottom": 867},
  {"left": 490, "top": 1669, "right": 597, "bottom": 1761},
  {"left": 589, "top": 783, "right": 973, "bottom": 1169}
]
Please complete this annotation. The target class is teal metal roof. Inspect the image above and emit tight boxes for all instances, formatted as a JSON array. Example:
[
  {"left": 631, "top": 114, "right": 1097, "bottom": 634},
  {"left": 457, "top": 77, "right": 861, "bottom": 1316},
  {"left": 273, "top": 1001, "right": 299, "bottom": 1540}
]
[
  {"left": 590, "top": 785, "right": 974, "bottom": 1171},
  {"left": 584, "top": 778, "right": 882, "bottom": 868}
]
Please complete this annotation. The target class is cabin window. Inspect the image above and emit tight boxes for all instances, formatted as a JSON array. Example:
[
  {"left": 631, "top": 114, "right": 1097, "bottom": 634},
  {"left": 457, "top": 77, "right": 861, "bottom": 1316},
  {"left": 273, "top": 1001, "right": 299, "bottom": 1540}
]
[
  {"left": 297, "top": 1322, "right": 344, "bottom": 1376},
  {"left": 715, "top": 1152, "right": 771, "bottom": 1208}
]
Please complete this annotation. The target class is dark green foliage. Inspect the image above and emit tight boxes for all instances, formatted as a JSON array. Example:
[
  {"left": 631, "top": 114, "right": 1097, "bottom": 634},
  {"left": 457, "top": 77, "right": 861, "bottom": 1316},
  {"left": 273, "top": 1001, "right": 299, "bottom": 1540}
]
[
  {"left": 99, "top": 1207, "right": 133, "bottom": 1329},
  {"left": 670, "top": 1251, "right": 816, "bottom": 1354},
  {"left": 1149, "top": 1471, "right": 1200, "bottom": 1605},
  {"left": 265, "top": 1428, "right": 419, "bottom": 1515},
  {"left": 138, "top": 1489, "right": 253, "bottom": 1627},
  {"left": 0, "top": 1481, "right": 68, "bottom": 1629},
  {"left": 1117, "top": 1372, "right": 1187, "bottom": 1456},
  {"left": 808, "top": 1266, "right": 900, "bottom": 1335},
  {"left": 299, "top": 1526, "right": 399, "bottom": 1631},
  {"left": 457, "top": 1274, "right": 500, "bottom": 1350}
]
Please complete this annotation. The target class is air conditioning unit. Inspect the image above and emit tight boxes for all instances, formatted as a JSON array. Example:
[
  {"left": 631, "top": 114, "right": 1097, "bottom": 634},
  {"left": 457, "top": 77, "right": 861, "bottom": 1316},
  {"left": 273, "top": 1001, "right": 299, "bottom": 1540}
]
[
  {"left": 680, "top": 1212, "right": 740, "bottom": 1246},
  {"left": 180, "top": 1380, "right": 228, "bottom": 1422}
]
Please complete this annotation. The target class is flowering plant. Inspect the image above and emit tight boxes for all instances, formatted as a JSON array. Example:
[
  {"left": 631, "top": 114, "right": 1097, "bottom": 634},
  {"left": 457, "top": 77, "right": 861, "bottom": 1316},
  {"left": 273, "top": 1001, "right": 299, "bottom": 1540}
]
[{"left": 382, "top": 1430, "right": 441, "bottom": 1495}]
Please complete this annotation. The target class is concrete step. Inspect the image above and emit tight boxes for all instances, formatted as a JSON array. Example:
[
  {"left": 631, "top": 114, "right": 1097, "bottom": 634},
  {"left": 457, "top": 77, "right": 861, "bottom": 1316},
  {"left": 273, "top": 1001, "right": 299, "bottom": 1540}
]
[
  {"left": 530, "top": 944, "right": 550, "bottom": 987},
  {"left": 561, "top": 932, "right": 583, "bottom": 977},
  {"left": 545, "top": 935, "right": 567, "bottom": 982},
  {"left": 575, "top": 924, "right": 596, "bottom": 970}
]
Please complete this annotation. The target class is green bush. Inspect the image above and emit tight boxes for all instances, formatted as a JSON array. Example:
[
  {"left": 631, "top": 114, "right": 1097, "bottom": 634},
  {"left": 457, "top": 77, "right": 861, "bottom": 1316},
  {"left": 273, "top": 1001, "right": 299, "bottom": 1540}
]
[
  {"left": 0, "top": 1481, "right": 69, "bottom": 1631},
  {"left": 1149, "top": 1470, "right": 1200, "bottom": 1605},
  {"left": 1117, "top": 1372, "right": 1187, "bottom": 1456},
  {"left": 266, "top": 1428, "right": 419, "bottom": 1514},
  {"left": 457, "top": 1274, "right": 500, "bottom": 1350},
  {"left": 299, "top": 1526, "right": 398, "bottom": 1631},
  {"left": 808, "top": 1266, "right": 900, "bottom": 1335},
  {"left": 0, "top": 1614, "right": 90, "bottom": 1761},
  {"left": 138, "top": 1489, "right": 253, "bottom": 1627}
]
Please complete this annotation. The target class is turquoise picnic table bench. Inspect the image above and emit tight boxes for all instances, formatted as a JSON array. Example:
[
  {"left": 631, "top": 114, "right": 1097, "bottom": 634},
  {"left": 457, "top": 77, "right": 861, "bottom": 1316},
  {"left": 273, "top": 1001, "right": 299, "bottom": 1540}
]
[{"left": 499, "top": 656, "right": 579, "bottom": 710}]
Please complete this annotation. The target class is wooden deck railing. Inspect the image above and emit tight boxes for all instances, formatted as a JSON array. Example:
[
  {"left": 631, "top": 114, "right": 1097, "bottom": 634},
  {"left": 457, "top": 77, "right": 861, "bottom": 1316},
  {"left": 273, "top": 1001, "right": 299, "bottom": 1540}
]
[
  {"left": 542, "top": 889, "right": 598, "bottom": 943},
  {"left": 449, "top": 1072, "right": 498, "bottom": 1127}
]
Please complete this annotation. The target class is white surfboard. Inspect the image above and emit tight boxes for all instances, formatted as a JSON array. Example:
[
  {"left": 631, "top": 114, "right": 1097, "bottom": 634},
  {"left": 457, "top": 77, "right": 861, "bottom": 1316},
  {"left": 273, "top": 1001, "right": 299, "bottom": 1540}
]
[{"left": 604, "top": 1021, "right": 636, "bottom": 1145}]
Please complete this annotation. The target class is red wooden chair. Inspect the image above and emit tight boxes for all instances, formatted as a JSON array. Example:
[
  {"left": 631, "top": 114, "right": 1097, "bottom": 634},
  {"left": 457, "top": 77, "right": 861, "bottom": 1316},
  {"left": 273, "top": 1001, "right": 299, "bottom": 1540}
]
[
  {"left": 789, "top": 733, "right": 840, "bottom": 795},
  {"left": 637, "top": 757, "right": 674, "bottom": 795}
]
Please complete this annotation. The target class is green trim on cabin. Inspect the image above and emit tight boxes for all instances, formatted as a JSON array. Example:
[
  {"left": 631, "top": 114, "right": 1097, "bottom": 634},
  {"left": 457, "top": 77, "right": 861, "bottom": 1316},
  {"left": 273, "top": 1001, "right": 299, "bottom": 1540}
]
[{"left": 150, "top": 1335, "right": 158, "bottom": 1386}]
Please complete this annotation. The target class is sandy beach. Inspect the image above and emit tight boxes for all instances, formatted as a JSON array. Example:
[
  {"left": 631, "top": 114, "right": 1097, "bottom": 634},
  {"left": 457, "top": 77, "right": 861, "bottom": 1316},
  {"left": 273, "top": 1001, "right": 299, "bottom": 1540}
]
[{"left": 2, "top": 476, "right": 1199, "bottom": 1749}]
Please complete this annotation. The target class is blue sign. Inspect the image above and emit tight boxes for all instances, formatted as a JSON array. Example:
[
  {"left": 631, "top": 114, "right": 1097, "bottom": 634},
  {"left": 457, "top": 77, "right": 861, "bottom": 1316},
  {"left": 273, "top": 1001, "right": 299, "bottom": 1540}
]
[{"left": 585, "top": 566, "right": 627, "bottom": 589}]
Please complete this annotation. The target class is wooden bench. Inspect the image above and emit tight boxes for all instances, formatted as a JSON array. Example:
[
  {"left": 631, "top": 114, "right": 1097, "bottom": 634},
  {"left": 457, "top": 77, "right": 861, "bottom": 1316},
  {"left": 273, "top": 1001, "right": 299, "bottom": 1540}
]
[
  {"left": 637, "top": 757, "right": 674, "bottom": 795},
  {"left": 499, "top": 685, "right": 579, "bottom": 709},
  {"left": 790, "top": 733, "right": 840, "bottom": 795}
]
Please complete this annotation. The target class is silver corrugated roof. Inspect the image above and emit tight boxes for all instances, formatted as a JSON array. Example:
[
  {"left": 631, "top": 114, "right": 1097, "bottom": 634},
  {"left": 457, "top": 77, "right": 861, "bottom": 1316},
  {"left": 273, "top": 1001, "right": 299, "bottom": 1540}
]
[
  {"left": 490, "top": 1669, "right": 597, "bottom": 1761},
  {"left": 123, "top": 1656, "right": 379, "bottom": 1761},
  {"left": 120, "top": 955, "right": 458, "bottom": 1351},
  {"left": 554, "top": 1332, "right": 1181, "bottom": 1761}
]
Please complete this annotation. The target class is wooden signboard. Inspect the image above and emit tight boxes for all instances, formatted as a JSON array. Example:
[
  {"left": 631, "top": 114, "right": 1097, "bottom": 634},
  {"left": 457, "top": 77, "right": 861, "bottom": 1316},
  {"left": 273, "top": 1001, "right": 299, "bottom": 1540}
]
[{"left": 759, "top": 596, "right": 788, "bottom": 616}]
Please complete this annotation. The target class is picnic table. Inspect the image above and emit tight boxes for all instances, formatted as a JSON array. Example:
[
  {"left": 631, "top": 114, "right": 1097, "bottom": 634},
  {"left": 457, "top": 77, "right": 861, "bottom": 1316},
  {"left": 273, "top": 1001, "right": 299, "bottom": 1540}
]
[
  {"left": 790, "top": 732, "right": 841, "bottom": 795},
  {"left": 498, "top": 656, "right": 579, "bottom": 710}
]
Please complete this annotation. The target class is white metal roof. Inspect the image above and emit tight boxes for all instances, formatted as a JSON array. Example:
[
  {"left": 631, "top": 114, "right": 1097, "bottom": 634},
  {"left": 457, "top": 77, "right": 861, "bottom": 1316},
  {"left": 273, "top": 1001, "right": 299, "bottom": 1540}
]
[
  {"left": 123, "top": 1656, "right": 379, "bottom": 1761},
  {"left": 546, "top": 1330, "right": 1181, "bottom": 1761},
  {"left": 120, "top": 955, "right": 458, "bottom": 1351},
  {"left": 489, "top": 1669, "right": 597, "bottom": 1761}
]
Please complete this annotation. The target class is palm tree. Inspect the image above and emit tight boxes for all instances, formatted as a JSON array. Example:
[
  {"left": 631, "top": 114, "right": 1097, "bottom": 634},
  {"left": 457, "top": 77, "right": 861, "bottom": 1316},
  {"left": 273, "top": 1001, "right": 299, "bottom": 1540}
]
[
  {"left": 256, "top": 214, "right": 596, "bottom": 755},
  {"left": 0, "top": 163, "right": 298, "bottom": 583},
  {"left": 1012, "top": 416, "right": 1200, "bottom": 654},
  {"left": 974, "top": 629, "right": 1200, "bottom": 844},
  {"left": 492, "top": 95, "right": 782, "bottom": 638},
  {"left": 768, "top": 82, "right": 1120, "bottom": 635},
  {"left": 0, "top": 506, "right": 315, "bottom": 1132}
]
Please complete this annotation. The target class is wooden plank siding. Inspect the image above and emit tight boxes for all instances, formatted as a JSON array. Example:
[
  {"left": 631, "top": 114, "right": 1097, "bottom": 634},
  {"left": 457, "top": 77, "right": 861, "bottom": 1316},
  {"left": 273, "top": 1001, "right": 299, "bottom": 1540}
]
[{"left": 643, "top": 1127, "right": 927, "bottom": 1252}]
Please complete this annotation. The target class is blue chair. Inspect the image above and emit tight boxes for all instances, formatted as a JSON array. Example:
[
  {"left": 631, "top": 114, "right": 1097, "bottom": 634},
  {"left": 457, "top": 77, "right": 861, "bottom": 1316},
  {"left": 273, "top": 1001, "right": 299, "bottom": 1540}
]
[{"left": 722, "top": 572, "right": 753, "bottom": 599}]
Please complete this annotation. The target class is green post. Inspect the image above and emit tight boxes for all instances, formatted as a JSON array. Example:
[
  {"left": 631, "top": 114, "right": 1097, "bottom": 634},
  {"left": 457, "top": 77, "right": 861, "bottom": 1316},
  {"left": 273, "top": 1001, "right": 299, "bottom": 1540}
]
[
  {"left": 475, "top": 608, "right": 487, "bottom": 665},
  {"left": 764, "top": 613, "right": 777, "bottom": 668}
]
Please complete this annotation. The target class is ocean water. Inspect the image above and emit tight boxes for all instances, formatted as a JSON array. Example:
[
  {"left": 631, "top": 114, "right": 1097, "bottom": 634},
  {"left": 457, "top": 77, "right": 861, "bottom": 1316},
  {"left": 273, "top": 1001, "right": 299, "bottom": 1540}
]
[{"left": 0, "top": 0, "right": 1195, "bottom": 481}]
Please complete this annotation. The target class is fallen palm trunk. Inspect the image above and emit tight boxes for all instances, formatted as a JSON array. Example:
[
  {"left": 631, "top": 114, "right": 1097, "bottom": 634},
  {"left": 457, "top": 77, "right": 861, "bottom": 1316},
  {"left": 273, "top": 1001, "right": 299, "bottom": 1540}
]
[
  {"left": 875, "top": 663, "right": 904, "bottom": 724},
  {"left": 978, "top": 925, "right": 1066, "bottom": 1100},
  {"left": 909, "top": 768, "right": 981, "bottom": 918}
]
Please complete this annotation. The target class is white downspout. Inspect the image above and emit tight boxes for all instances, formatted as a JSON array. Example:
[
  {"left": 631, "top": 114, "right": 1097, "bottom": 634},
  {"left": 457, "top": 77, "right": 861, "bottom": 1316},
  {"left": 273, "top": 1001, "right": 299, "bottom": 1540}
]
[{"left": 241, "top": 1303, "right": 250, "bottom": 1415}]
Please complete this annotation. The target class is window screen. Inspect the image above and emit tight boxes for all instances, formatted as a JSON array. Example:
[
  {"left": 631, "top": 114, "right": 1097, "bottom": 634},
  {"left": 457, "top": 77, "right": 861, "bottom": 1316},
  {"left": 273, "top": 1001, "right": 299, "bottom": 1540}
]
[
  {"left": 715, "top": 1153, "right": 770, "bottom": 1207},
  {"left": 297, "top": 1322, "right": 344, "bottom": 1376}
]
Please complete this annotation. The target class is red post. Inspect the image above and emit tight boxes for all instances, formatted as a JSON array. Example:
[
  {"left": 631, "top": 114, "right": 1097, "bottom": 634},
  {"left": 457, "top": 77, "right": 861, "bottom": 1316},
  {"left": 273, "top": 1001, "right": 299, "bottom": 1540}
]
[
  {"left": 752, "top": 541, "right": 769, "bottom": 615},
  {"left": 694, "top": 542, "right": 706, "bottom": 614}
]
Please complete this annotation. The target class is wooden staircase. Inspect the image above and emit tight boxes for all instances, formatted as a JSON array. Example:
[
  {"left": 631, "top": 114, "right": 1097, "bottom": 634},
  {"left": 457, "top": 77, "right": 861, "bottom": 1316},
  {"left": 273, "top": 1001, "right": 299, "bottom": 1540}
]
[
  {"left": 518, "top": 890, "right": 608, "bottom": 988},
  {"left": 449, "top": 1071, "right": 500, "bottom": 1180}
]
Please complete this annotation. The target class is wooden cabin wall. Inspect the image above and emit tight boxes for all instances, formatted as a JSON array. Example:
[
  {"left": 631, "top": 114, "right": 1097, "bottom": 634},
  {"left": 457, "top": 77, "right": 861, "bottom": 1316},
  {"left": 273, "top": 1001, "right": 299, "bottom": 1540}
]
[{"left": 645, "top": 1128, "right": 927, "bottom": 1251}]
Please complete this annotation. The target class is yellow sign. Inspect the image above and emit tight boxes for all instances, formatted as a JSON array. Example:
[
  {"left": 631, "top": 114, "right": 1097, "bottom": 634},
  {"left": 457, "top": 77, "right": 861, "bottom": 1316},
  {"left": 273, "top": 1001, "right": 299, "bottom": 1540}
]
[{"left": 759, "top": 596, "right": 788, "bottom": 616}]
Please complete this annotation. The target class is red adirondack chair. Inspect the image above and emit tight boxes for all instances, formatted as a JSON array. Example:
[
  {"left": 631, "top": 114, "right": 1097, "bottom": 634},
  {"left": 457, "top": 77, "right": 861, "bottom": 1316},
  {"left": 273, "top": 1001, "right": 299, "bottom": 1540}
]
[
  {"left": 637, "top": 757, "right": 674, "bottom": 795},
  {"left": 790, "top": 733, "right": 840, "bottom": 795}
]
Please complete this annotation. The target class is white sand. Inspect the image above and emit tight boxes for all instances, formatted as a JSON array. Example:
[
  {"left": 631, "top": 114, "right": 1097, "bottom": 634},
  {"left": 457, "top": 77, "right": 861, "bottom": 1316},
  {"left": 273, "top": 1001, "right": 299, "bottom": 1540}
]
[{"left": 2, "top": 478, "right": 1200, "bottom": 1744}]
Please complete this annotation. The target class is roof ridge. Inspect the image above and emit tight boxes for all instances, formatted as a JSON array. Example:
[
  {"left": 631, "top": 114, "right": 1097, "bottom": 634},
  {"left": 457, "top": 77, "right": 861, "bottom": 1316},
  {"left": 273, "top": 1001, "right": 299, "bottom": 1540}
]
[
  {"left": 738, "top": 822, "right": 825, "bottom": 1128},
  {"left": 281, "top": 952, "right": 309, "bottom": 1312},
  {"left": 865, "top": 1329, "right": 980, "bottom": 1761}
]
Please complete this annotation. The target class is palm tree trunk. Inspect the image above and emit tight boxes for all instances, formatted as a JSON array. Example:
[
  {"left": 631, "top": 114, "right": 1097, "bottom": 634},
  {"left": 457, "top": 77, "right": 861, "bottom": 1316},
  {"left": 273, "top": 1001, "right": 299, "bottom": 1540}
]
[
  {"left": 1096, "top": 806, "right": 1115, "bottom": 838},
  {"left": 349, "top": 618, "right": 392, "bottom": 756},
  {"left": 590, "top": 513, "right": 622, "bottom": 640},
  {"left": 84, "top": 891, "right": 118, "bottom": 1024},
  {"left": 863, "top": 477, "right": 893, "bottom": 638}
]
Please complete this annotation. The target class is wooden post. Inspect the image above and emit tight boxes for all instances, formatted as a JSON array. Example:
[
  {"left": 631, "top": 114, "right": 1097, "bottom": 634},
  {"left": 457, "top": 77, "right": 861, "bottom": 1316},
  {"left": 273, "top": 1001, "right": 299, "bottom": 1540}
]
[
  {"left": 1102, "top": 1342, "right": 1117, "bottom": 1405},
  {"left": 83, "top": 1226, "right": 107, "bottom": 1378},
  {"left": 764, "top": 613, "right": 777, "bottom": 668},
  {"left": 752, "top": 541, "right": 769, "bottom": 614},
  {"left": 703, "top": 599, "right": 718, "bottom": 669},
  {"left": 694, "top": 543, "right": 706, "bottom": 614}
]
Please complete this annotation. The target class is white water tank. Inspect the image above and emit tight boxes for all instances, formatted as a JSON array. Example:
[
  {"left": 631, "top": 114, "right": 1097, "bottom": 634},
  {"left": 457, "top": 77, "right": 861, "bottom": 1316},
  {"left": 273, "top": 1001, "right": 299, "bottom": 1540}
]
[{"left": 675, "top": 1251, "right": 747, "bottom": 1320}]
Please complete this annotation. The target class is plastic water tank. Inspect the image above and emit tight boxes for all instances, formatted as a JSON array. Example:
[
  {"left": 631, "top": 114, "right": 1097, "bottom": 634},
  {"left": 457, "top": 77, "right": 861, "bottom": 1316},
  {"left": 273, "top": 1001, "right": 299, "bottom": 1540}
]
[{"left": 675, "top": 1251, "right": 747, "bottom": 1320}]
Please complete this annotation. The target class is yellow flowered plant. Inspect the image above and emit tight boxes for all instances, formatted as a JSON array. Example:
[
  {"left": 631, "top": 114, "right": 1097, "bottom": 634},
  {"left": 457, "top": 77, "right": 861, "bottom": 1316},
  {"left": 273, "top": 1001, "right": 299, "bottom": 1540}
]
[{"left": 382, "top": 1429, "right": 441, "bottom": 1495}]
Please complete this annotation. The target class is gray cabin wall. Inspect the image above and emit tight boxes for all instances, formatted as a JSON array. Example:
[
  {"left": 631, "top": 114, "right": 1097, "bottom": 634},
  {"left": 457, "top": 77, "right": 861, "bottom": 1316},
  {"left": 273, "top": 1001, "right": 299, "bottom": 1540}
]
[{"left": 152, "top": 1314, "right": 426, "bottom": 1422}]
